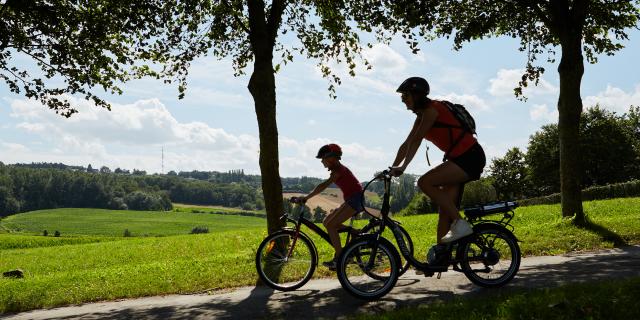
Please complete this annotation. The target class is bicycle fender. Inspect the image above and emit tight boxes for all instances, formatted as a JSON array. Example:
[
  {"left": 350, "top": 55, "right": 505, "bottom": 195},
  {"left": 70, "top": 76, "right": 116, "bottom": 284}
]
[
  {"left": 352, "top": 234, "right": 402, "bottom": 269},
  {"left": 472, "top": 222, "right": 520, "bottom": 242}
]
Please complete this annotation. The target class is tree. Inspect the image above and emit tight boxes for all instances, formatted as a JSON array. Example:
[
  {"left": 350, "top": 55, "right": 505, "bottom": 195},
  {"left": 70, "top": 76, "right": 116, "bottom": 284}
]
[
  {"left": 398, "top": 1, "right": 640, "bottom": 222},
  {"left": 526, "top": 106, "right": 639, "bottom": 193},
  {"left": 144, "top": 1, "right": 422, "bottom": 234},
  {"left": 526, "top": 124, "right": 561, "bottom": 196},
  {"left": 390, "top": 174, "right": 416, "bottom": 213},
  {"left": 489, "top": 148, "right": 529, "bottom": 200},
  {"left": 100, "top": 166, "right": 111, "bottom": 174},
  {"left": 0, "top": 1, "right": 179, "bottom": 116},
  {"left": 312, "top": 206, "right": 326, "bottom": 223}
]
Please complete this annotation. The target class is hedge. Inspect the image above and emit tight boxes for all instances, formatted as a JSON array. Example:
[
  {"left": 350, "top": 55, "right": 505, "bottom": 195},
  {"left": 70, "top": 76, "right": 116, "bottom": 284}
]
[{"left": 519, "top": 179, "right": 640, "bottom": 206}]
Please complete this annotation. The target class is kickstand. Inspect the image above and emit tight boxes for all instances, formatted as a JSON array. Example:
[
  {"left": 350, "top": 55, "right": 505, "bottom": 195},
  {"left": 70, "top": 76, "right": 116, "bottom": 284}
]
[{"left": 437, "top": 272, "right": 442, "bottom": 279}]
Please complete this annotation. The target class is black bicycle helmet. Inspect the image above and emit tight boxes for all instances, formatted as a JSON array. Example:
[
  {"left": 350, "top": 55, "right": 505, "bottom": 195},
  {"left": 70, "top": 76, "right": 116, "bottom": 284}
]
[
  {"left": 316, "top": 144, "right": 342, "bottom": 159},
  {"left": 396, "top": 77, "right": 430, "bottom": 96}
]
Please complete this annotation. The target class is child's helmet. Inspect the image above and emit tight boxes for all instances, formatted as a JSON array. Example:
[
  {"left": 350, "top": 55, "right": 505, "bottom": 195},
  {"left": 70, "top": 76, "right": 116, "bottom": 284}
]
[
  {"left": 316, "top": 144, "right": 342, "bottom": 159},
  {"left": 396, "top": 77, "right": 430, "bottom": 96}
]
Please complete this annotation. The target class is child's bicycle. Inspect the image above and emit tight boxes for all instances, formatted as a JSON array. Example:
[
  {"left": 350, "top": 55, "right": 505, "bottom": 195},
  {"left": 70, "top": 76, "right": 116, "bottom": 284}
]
[
  {"left": 336, "top": 169, "right": 521, "bottom": 300},
  {"left": 255, "top": 197, "right": 414, "bottom": 291}
]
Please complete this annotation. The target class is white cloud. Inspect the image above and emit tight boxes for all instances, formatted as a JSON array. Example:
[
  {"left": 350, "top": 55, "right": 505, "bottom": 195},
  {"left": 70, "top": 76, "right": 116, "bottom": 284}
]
[
  {"left": 432, "top": 93, "right": 491, "bottom": 112},
  {"left": 6, "top": 96, "right": 261, "bottom": 173},
  {"left": 529, "top": 103, "right": 558, "bottom": 123},
  {"left": 488, "top": 69, "right": 557, "bottom": 97},
  {"left": 1, "top": 142, "right": 30, "bottom": 153},
  {"left": 583, "top": 84, "right": 640, "bottom": 113},
  {"left": 362, "top": 43, "right": 408, "bottom": 75}
]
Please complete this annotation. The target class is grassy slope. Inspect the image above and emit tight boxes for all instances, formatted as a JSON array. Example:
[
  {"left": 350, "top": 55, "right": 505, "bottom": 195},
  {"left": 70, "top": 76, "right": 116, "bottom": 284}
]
[
  {"left": 0, "top": 208, "right": 264, "bottom": 237},
  {"left": 0, "top": 197, "right": 639, "bottom": 313}
]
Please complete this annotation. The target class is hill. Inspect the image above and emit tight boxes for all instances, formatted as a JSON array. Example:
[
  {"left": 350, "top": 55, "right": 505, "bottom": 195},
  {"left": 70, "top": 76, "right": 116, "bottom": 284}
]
[
  {"left": 0, "top": 208, "right": 265, "bottom": 237},
  {"left": 284, "top": 188, "right": 381, "bottom": 217}
]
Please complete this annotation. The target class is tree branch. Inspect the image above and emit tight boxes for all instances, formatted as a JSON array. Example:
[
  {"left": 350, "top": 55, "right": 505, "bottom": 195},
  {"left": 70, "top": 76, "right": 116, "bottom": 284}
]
[
  {"left": 267, "top": 0, "right": 286, "bottom": 45},
  {"left": 221, "top": 0, "right": 250, "bottom": 34},
  {"left": 516, "top": 0, "right": 554, "bottom": 30}
]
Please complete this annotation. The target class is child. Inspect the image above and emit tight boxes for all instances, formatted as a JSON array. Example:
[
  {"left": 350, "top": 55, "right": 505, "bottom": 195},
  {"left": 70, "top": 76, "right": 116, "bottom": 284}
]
[{"left": 294, "top": 143, "right": 364, "bottom": 270}]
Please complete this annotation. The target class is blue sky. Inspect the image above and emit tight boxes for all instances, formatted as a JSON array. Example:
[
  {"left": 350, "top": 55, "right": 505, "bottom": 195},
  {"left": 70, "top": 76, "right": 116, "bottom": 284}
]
[{"left": 1, "top": 29, "right": 639, "bottom": 181}]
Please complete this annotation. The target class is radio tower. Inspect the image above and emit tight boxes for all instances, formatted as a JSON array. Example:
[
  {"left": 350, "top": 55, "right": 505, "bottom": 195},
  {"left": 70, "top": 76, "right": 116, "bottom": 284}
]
[{"left": 161, "top": 146, "right": 164, "bottom": 174}]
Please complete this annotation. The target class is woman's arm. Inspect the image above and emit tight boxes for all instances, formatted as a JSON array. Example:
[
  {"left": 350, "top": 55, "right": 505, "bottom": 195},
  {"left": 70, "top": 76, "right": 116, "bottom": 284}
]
[
  {"left": 392, "top": 117, "right": 421, "bottom": 167},
  {"left": 392, "top": 107, "right": 438, "bottom": 175}
]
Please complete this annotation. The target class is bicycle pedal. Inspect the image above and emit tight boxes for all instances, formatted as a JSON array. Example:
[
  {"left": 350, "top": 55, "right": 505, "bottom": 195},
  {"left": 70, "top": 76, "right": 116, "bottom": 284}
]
[{"left": 437, "top": 272, "right": 442, "bottom": 279}]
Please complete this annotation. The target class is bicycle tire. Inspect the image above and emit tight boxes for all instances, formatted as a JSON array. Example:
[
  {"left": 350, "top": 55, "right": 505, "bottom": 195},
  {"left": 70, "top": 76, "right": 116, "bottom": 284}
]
[
  {"left": 336, "top": 236, "right": 399, "bottom": 300},
  {"left": 458, "top": 225, "right": 520, "bottom": 287},
  {"left": 255, "top": 229, "right": 317, "bottom": 291},
  {"left": 360, "top": 221, "right": 413, "bottom": 276}
]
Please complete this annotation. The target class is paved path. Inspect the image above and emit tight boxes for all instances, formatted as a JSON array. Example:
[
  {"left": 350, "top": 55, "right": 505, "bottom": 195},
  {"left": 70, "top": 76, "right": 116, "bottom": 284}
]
[{"left": 4, "top": 245, "right": 640, "bottom": 320}]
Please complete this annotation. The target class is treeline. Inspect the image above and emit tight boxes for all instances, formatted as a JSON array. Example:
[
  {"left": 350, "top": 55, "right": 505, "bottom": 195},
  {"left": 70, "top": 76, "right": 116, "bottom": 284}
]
[
  {"left": 489, "top": 106, "right": 640, "bottom": 200},
  {"left": 171, "top": 169, "right": 323, "bottom": 192},
  {"left": 0, "top": 164, "right": 263, "bottom": 217}
]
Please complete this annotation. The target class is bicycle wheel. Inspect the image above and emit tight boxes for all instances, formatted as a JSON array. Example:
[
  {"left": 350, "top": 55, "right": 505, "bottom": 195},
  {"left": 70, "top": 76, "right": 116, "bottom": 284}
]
[
  {"left": 360, "top": 221, "right": 413, "bottom": 276},
  {"left": 459, "top": 226, "right": 520, "bottom": 287},
  {"left": 336, "top": 237, "right": 399, "bottom": 300},
  {"left": 255, "top": 230, "right": 317, "bottom": 291}
]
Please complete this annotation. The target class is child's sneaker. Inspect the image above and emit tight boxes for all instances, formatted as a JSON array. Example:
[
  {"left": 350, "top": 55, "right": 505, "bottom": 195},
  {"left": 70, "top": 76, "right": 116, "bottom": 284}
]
[
  {"left": 322, "top": 259, "right": 337, "bottom": 271},
  {"left": 441, "top": 219, "right": 473, "bottom": 243}
]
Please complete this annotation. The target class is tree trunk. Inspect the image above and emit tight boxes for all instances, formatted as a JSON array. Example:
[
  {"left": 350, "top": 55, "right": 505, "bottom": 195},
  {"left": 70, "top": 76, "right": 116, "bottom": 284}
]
[
  {"left": 248, "top": 56, "right": 285, "bottom": 234},
  {"left": 557, "top": 33, "right": 585, "bottom": 223}
]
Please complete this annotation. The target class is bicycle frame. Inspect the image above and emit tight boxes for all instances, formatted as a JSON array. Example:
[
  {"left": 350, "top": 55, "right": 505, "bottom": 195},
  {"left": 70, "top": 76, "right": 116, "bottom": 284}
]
[
  {"left": 281, "top": 201, "right": 367, "bottom": 259},
  {"left": 361, "top": 170, "right": 514, "bottom": 274}
]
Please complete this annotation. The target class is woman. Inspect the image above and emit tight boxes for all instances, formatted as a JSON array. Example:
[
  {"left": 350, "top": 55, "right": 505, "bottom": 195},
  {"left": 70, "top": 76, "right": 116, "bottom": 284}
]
[{"left": 389, "top": 77, "right": 486, "bottom": 244}]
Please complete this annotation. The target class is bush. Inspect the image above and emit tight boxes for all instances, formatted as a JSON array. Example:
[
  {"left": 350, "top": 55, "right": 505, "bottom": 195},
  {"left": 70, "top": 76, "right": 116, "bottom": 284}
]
[
  {"left": 519, "top": 179, "right": 640, "bottom": 206},
  {"left": 54, "top": 231, "right": 60, "bottom": 237},
  {"left": 398, "top": 193, "right": 436, "bottom": 216},
  {"left": 190, "top": 226, "right": 209, "bottom": 234},
  {"left": 43, "top": 230, "right": 48, "bottom": 236},
  {"left": 124, "top": 191, "right": 172, "bottom": 211},
  {"left": 461, "top": 180, "right": 497, "bottom": 207},
  {"left": 108, "top": 197, "right": 128, "bottom": 210},
  {"left": 123, "top": 229, "right": 132, "bottom": 237}
]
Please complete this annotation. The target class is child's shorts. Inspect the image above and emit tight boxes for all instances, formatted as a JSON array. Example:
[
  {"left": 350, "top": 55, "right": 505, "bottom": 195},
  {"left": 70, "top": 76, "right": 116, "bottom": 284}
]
[{"left": 345, "top": 192, "right": 365, "bottom": 213}]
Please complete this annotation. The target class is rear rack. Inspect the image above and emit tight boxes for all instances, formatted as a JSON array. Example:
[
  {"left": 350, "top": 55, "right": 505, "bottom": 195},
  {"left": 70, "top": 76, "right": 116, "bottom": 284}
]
[
  {"left": 463, "top": 201, "right": 518, "bottom": 231},
  {"left": 464, "top": 201, "right": 518, "bottom": 219}
]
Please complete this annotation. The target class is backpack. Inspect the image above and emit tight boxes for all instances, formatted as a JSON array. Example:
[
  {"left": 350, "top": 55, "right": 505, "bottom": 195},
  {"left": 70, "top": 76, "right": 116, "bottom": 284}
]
[{"left": 431, "top": 100, "right": 477, "bottom": 161}]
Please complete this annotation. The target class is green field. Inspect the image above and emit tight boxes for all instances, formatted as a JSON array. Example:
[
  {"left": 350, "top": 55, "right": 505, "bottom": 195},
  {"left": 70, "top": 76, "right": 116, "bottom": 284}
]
[
  {"left": 172, "top": 203, "right": 266, "bottom": 216},
  {"left": 1, "top": 208, "right": 265, "bottom": 237},
  {"left": 0, "top": 197, "right": 639, "bottom": 314}
]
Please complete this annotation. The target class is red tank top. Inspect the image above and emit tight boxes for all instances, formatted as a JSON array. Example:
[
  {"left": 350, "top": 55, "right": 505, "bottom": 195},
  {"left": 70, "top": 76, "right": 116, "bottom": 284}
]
[
  {"left": 334, "top": 165, "right": 363, "bottom": 200},
  {"left": 424, "top": 100, "right": 477, "bottom": 159}
]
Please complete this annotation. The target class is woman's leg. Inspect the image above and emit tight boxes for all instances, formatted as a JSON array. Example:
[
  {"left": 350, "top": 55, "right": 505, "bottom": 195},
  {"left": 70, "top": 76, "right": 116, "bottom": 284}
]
[
  {"left": 418, "top": 161, "right": 469, "bottom": 242},
  {"left": 323, "top": 203, "right": 356, "bottom": 258},
  {"left": 436, "top": 184, "right": 462, "bottom": 243}
]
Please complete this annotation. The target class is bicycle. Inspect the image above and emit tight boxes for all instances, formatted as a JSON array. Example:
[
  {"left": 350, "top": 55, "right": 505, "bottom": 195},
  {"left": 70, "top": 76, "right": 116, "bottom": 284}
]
[
  {"left": 255, "top": 197, "right": 414, "bottom": 291},
  {"left": 336, "top": 169, "right": 521, "bottom": 300}
]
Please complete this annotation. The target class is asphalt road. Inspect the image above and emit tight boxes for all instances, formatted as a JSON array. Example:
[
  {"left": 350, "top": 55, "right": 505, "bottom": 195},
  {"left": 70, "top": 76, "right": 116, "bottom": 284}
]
[{"left": 4, "top": 245, "right": 640, "bottom": 320}]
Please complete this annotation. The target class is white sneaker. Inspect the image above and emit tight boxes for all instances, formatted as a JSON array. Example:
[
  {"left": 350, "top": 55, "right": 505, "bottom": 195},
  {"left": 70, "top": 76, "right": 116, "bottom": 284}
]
[{"left": 441, "top": 219, "right": 473, "bottom": 243}]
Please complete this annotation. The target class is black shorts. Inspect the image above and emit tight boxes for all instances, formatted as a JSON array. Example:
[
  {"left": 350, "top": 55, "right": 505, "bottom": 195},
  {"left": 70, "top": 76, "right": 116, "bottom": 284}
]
[{"left": 450, "top": 143, "right": 486, "bottom": 181}]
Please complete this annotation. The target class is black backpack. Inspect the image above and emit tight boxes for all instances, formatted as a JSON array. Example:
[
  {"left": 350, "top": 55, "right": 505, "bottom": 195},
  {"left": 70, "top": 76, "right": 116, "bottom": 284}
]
[{"left": 432, "top": 100, "right": 477, "bottom": 161}]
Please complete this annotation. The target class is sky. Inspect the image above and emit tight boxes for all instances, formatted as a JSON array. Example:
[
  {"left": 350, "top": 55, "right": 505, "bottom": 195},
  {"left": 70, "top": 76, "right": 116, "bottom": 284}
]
[{"left": 1, "top": 28, "right": 640, "bottom": 181}]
